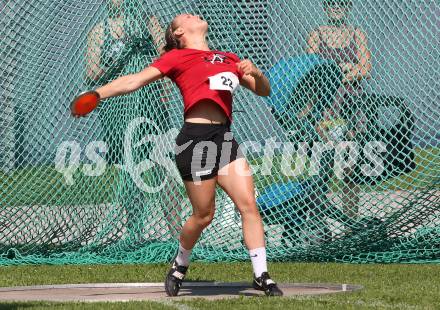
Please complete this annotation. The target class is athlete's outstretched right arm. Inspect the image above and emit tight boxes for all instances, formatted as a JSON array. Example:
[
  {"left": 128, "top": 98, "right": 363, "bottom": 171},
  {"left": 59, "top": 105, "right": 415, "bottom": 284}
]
[{"left": 95, "top": 66, "right": 163, "bottom": 99}]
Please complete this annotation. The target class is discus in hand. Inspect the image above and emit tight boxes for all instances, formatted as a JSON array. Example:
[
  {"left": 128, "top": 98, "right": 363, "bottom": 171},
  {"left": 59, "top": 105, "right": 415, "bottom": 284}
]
[{"left": 71, "top": 90, "right": 101, "bottom": 117}]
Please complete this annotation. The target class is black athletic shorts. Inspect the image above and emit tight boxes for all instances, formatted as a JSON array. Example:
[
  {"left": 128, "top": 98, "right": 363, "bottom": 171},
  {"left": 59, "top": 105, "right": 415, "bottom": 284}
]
[{"left": 174, "top": 121, "right": 244, "bottom": 182}]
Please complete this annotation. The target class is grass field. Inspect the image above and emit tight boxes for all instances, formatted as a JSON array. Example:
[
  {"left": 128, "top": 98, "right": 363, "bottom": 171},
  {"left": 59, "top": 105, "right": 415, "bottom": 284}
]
[{"left": 0, "top": 262, "right": 439, "bottom": 309}]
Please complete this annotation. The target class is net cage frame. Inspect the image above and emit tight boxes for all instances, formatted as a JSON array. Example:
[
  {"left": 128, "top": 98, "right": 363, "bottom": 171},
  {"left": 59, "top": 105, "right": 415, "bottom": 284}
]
[{"left": 0, "top": 0, "right": 439, "bottom": 265}]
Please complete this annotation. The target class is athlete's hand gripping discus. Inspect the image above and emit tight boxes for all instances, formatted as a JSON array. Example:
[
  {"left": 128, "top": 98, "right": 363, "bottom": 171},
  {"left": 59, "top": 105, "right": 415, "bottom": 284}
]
[{"left": 70, "top": 90, "right": 101, "bottom": 117}]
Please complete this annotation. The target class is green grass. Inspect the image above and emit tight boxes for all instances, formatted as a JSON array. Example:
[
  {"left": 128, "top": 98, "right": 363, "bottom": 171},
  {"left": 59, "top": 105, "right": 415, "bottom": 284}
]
[{"left": 0, "top": 263, "right": 439, "bottom": 309}]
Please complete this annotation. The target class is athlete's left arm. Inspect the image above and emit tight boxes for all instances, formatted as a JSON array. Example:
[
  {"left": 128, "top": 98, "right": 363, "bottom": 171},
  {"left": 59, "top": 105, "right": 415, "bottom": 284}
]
[{"left": 238, "top": 60, "right": 271, "bottom": 97}]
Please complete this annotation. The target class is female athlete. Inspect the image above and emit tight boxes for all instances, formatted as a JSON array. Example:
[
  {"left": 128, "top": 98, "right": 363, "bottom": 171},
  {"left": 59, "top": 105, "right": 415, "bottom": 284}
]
[{"left": 92, "top": 13, "right": 283, "bottom": 297}]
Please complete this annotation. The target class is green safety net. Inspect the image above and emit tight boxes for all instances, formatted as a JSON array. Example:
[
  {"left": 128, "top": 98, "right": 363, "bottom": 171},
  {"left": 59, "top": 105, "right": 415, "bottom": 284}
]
[{"left": 0, "top": 0, "right": 439, "bottom": 265}]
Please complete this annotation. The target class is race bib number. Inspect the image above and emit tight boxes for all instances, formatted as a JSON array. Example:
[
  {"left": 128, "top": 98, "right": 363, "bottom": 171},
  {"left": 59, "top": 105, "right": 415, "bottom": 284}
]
[{"left": 209, "top": 72, "right": 239, "bottom": 93}]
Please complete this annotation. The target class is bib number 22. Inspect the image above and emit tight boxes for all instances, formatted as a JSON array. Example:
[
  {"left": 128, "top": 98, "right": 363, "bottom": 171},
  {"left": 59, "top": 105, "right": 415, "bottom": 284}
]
[
  {"left": 209, "top": 72, "right": 239, "bottom": 93},
  {"left": 221, "top": 76, "right": 234, "bottom": 90}
]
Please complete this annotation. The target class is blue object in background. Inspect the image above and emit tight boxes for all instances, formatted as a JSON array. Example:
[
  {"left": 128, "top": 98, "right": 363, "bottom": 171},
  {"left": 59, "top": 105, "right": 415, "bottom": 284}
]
[
  {"left": 265, "top": 54, "right": 342, "bottom": 117},
  {"left": 257, "top": 180, "right": 304, "bottom": 211},
  {"left": 257, "top": 55, "right": 342, "bottom": 226},
  {"left": 256, "top": 180, "right": 307, "bottom": 226}
]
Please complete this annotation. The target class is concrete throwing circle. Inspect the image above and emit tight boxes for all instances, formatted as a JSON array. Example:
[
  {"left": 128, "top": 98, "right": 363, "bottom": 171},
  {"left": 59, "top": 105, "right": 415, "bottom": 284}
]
[{"left": 0, "top": 282, "right": 362, "bottom": 302}]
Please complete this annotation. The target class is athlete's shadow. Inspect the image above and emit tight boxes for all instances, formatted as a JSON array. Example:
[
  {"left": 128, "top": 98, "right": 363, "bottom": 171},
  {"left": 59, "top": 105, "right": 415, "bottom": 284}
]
[{"left": 177, "top": 281, "right": 262, "bottom": 297}]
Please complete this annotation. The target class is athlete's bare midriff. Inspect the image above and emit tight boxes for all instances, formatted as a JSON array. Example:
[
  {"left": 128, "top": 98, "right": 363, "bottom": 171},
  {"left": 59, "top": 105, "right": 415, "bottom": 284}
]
[{"left": 184, "top": 99, "right": 229, "bottom": 124}]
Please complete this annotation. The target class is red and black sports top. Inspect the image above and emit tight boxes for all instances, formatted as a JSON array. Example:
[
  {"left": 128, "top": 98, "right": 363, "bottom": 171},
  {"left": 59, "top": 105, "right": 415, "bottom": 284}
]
[{"left": 151, "top": 48, "right": 243, "bottom": 120}]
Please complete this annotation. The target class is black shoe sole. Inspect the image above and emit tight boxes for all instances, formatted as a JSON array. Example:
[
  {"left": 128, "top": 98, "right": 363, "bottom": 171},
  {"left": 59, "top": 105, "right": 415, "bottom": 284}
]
[
  {"left": 252, "top": 281, "right": 263, "bottom": 291},
  {"left": 264, "top": 289, "right": 283, "bottom": 297},
  {"left": 252, "top": 281, "right": 283, "bottom": 296},
  {"left": 164, "top": 273, "right": 182, "bottom": 297}
]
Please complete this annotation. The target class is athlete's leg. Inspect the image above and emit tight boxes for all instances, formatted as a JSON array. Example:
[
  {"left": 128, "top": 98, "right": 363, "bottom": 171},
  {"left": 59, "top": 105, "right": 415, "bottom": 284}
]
[
  {"left": 165, "top": 177, "right": 217, "bottom": 297},
  {"left": 217, "top": 157, "right": 264, "bottom": 250},
  {"left": 217, "top": 157, "right": 283, "bottom": 296},
  {"left": 179, "top": 177, "right": 217, "bottom": 250}
]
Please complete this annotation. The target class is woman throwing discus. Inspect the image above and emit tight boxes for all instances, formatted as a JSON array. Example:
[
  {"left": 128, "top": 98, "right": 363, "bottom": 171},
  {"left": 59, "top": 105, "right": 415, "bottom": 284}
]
[{"left": 85, "top": 13, "right": 282, "bottom": 297}]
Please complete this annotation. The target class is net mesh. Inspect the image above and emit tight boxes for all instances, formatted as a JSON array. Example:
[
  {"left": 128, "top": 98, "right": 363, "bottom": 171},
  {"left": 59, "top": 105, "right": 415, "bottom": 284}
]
[{"left": 0, "top": 0, "right": 439, "bottom": 265}]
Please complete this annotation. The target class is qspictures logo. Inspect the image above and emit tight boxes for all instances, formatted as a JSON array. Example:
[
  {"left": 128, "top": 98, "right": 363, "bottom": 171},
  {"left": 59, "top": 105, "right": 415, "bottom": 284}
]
[{"left": 55, "top": 117, "right": 387, "bottom": 193}]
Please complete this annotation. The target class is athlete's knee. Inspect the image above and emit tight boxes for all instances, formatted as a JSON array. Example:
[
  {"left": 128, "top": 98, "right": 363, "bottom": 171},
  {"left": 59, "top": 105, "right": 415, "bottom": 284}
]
[
  {"left": 192, "top": 210, "right": 215, "bottom": 228},
  {"left": 237, "top": 198, "right": 259, "bottom": 218}
]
